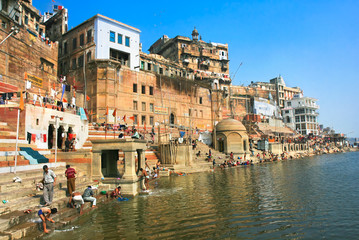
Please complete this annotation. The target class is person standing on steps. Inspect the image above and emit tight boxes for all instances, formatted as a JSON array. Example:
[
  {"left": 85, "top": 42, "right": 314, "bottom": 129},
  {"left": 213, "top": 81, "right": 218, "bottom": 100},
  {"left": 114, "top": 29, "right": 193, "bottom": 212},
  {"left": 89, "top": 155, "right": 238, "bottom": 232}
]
[
  {"left": 65, "top": 164, "right": 77, "bottom": 196},
  {"left": 42, "top": 165, "right": 56, "bottom": 206}
]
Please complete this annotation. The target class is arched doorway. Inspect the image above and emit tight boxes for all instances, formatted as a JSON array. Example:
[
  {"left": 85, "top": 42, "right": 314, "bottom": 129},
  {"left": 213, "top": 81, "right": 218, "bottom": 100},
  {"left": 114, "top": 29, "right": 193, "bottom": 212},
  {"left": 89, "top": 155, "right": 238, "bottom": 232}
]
[
  {"left": 48, "top": 124, "right": 54, "bottom": 149},
  {"left": 169, "top": 113, "right": 175, "bottom": 126},
  {"left": 57, "top": 126, "right": 65, "bottom": 149}
]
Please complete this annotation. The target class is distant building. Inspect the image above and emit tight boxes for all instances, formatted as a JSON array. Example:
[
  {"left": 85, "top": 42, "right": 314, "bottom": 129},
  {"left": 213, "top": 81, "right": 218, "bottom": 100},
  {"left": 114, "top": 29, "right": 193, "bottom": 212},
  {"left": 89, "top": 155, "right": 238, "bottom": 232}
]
[
  {"left": 42, "top": 6, "right": 68, "bottom": 42},
  {"left": 252, "top": 97, "right": 280, "bottom": 118},
  {"left": 282, "top": 94, "right": 320, "bottom": 135},
  {"left": 249, "top": 75, "right": 302, "bottom": 108},
  {"left": 149, "top": 28, "right": 230, "bottom": 89}
]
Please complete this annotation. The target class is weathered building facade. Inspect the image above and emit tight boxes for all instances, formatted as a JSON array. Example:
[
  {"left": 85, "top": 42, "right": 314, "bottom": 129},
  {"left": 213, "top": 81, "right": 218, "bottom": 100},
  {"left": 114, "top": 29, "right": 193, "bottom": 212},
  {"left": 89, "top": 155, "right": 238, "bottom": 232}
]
[
  {"left": 149, "top": 28, "right": 230, "bottom": 89},
  {"left": 58, "top": 15, "right": 216, "bottom": 132}
]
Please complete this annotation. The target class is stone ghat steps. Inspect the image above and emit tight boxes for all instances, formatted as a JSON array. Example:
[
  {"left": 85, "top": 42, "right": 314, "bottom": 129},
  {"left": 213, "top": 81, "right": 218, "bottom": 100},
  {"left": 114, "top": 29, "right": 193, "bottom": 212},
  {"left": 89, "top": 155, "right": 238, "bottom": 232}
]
[
  {"left": 0, "top": 177, "right": 92, "bottom": 217},
  {"left": 0, "top": 188, "right": 111, "bottom": 240},
  {"left": 0, "top": 167, "right": 66, "bottom": 184}
]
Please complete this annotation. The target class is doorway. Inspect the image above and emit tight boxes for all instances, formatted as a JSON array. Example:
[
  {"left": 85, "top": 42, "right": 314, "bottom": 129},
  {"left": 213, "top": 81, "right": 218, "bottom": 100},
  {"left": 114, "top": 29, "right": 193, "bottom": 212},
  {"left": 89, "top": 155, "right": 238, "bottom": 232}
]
[
  {"left": 48, "top": 124, "right": 54, "bottom": 149},
  {"left": 101, "top": 150, "right": 119, "bottom": 177}
]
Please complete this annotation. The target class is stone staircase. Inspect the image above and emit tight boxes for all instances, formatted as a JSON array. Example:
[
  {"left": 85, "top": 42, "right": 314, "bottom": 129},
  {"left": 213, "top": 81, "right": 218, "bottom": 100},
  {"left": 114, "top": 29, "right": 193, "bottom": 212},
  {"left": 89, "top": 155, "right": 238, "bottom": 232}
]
[{"left": 0, "top": 165, "right": 102, "bottom": 239}]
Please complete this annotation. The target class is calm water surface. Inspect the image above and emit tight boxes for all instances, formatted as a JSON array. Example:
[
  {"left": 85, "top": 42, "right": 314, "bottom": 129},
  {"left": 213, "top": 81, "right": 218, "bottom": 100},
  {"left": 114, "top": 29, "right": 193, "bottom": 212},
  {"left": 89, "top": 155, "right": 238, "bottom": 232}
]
[{"left": 47, "top": 152, "right": 359, "bottom": 239}]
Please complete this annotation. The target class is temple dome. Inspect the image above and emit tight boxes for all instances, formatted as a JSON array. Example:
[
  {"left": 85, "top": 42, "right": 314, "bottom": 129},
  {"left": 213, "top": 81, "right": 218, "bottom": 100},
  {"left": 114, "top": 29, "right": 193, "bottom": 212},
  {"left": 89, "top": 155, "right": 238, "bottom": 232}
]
[{"left": 216, "top": 118, "right": 246, "bottom": 132}]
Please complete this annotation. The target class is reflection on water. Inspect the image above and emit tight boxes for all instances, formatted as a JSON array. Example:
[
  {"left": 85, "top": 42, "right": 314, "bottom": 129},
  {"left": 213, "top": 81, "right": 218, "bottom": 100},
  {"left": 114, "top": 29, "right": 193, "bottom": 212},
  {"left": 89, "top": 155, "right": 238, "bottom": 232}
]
[{"left": 47, "top": 152, "right": 359, "bottom": 239}]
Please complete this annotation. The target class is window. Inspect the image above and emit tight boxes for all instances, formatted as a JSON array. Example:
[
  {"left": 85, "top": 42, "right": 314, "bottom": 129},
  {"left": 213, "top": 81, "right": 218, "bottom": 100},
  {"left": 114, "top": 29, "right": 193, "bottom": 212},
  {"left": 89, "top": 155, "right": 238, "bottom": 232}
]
[
  {"left": 1, "top": 20, "right": 7, "bottom": 29},
  {"left": 147, "top": 63, "right": 151, "bottom": 71},
  {"left": 142, "top": 102, "right": 146, "bottom": 111},
  {"left": 159, "top": 68, "right": 163, "bottom": 74},
  {"left": 295, "top": 116, "right": 300, "bottom": 122},
  {"left": 141, "top": 115, "right": 146, "bottom": 125},
  {"left": 71, "top": 58, "right": 76, "bottom": 69},
  {"left": 133, "top": 115, "right": 138, "bottom": 124},
  {"left": 287, "top": 102, "right": 291, "bottom": 106},
  {"left": 110, "top": 31, "right": 115, "bottom": 42},
  {"left": 87, "top": 29, "right": 92, "bottom": 43},
  {"left": 296, "top": 124, "right": 300, "bottom": 130},
  {"left": 64, "top": 42, "right": 68, "bottom": 54},
  {"left": 80, "top": 34, "right": 84, "bottom": 46},
  {"left": 125, "top": 36, "right": 130, "bottom": 47},
  {"left": 24, "top": 15, "right": 29, "bottom": 25},
  {"left": 301, "top": 115, "right": 305, "bottom": 122},
  {"left": 295, "top": 108, "right": 305, "bottom": 114},
  {"left": 133, "top": 101, "right": 138, "bottom": 110},
  {"left": 140, "top": 61, "right": 144, "bottom": 70},
  {"left": 149, "top": 103, "right": 154, "bottom": 112},
  {"left": 142, "top": 85, "right": 146, "bottom": 94},
  {"left": 150, "top": 116, "right": 154, "bottom": 125},
  {"left": 285, "top": 110, "right": 289, "bottom": 114},
  {"left": 118, "top": 34, "right": 123, "bottom": 44},
  {"left": 72, "top": 38, "right": 77, "bottom": 50},
  {"left": 133, "top": 83, "right": 137, "bottom": 93},
  {"left": 78, "top": 55, "right": 84, "bottom": 67},
  {"left": 301, "top": 123, "right": 306, "bottom": 129},
  {"left": 35, "top": 23, "right": 39, "bottom": 32},
  {"left": 149, "top": 86, "right": 154, "bottom": 95},
  {"left": 87, "top": 51, "right": 92, "bottom": 62},
  {"left": 36, "top": 119, "right": 39, "bottom": 125},
  {"left": 199, "top": 97, "right": 203, "bottom": 104}
]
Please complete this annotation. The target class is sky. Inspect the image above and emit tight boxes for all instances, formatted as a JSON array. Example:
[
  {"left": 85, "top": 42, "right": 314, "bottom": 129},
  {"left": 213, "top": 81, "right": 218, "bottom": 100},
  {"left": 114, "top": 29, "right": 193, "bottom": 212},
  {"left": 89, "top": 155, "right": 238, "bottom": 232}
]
[{"left": 35, "top": 0, "right": 359, "bottom": 138}]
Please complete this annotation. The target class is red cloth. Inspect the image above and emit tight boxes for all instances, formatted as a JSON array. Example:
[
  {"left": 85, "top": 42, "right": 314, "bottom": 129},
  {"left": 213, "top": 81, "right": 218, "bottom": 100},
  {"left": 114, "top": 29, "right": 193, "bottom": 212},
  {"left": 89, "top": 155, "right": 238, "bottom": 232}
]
[
  {"left": 65, "top": 167, "right": 76, "bottom": 179},
  {"left": 68, "top": 133, "right": 73, "bottom": 141},
  {"left": 43, "top": 134, "right": 47, "bottom": 142},
  {"left": 31, "top": 134, "right": 36, "bottom": 143}
]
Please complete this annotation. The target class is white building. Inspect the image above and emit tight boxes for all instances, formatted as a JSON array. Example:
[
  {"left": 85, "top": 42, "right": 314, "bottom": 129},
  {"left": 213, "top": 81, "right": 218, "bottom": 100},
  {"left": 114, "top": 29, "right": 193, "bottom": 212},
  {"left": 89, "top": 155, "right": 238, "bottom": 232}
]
[
  {"left": 94, "top": 15, "right": 140, "bottom": 70},
  {"left": 59, "top": 14, "right": 141, "bottom": 76},
  {"left": 282, "top": 94, "right": 320, "bottom": 135},
  {"left": 252, "top": 97, "right": 280, "bottom": 118}
]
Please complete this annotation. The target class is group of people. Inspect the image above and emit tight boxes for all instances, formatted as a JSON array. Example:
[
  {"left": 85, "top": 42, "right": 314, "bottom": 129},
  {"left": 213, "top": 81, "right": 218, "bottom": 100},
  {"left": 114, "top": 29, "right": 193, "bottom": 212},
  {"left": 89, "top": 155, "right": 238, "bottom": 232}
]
[
  {"left": 138, "top": 159, "right": 161, "bottom": 191},
  {"left": 39, "top": 165, "right": 98, "bottom": 233}
]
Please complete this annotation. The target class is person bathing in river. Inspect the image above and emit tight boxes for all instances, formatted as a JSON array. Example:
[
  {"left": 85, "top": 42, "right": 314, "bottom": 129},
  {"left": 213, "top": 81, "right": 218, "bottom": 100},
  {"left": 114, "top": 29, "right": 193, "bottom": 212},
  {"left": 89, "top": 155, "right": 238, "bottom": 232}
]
[
  {"left": 139, "top": 168, "right": 150, "bottom": 190},
  {"left": 38, "top": 207, "right": 57, "bottom": 233},
  {"left": 152, "top": 167, "right": 158, "bottom": 179}
]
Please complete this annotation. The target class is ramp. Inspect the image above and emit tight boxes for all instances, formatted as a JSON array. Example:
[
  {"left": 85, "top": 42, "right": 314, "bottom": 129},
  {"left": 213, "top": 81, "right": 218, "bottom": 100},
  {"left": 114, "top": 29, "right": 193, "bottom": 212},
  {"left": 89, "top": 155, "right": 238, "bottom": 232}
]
[{"left": 19, "top": 147, "right": 49, "bottom": 163}]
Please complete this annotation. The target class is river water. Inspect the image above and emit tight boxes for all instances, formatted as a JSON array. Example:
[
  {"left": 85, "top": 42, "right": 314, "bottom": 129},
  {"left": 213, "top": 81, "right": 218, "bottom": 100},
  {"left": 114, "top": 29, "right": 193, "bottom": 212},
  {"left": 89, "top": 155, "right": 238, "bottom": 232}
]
[{"left": 47, "top": 152, "right": 359, "bottom": 239}]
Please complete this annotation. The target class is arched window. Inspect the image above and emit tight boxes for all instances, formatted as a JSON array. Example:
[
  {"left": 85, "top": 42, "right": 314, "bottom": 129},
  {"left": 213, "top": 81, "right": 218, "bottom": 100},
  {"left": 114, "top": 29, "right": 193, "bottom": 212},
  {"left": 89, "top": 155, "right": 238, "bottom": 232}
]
[{"left": 170, "top": 113, "right": 175, "bottom": 125}]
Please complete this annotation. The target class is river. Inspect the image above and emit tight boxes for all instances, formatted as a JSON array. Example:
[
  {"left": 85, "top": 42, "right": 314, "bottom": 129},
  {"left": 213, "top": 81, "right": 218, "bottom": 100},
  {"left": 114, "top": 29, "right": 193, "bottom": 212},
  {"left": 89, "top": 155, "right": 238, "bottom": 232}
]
[{"left": 47, "top": 152, "right": 359, "bottom": 239}]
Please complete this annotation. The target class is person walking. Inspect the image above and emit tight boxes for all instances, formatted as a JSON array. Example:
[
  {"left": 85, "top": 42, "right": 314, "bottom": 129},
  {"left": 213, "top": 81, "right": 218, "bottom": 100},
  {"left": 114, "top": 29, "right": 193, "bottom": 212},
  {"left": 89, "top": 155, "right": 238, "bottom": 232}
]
[
  {"left": 65, "top": 165, "right": 77, "bottom": 195},
  {"left": 42, "top": 165, "right": 56, "bottom": 206}
]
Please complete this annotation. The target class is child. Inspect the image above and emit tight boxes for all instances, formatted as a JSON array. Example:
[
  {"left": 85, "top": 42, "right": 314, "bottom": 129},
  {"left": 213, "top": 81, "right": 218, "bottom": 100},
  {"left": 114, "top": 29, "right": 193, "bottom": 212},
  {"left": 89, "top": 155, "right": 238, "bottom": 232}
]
[
  {"left": 38, "top": 207, "right": 57, "bottom": 233},
  {"left": 152, "top": 167, "right": 158, "bottom": 179}
]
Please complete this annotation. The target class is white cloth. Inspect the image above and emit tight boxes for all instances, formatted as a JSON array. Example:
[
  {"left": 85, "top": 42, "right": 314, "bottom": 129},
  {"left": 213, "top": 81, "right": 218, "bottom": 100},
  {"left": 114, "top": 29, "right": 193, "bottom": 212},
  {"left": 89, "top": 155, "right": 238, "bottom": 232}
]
[
  {"left": 51, "top": 89, "right": 56, "bottom": 98},
  {"left": 73, "top": 195, "right": 84, "bottom": 206},
  {"left": 72, "top": 97, "right": 76, "bottom": 106},
  {"left": 26, "top": 81, "right": 32, "bottom": 89},
  {"left": 33, "top": 94, "right": 37, "bottom": 105}
]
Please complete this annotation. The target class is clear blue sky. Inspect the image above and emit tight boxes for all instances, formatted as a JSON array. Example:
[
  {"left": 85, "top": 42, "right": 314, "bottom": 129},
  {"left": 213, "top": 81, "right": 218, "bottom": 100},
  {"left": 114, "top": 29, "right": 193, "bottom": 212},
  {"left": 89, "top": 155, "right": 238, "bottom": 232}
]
[{"left": 35, "top": 0, "right": 359, "bottom": 138}]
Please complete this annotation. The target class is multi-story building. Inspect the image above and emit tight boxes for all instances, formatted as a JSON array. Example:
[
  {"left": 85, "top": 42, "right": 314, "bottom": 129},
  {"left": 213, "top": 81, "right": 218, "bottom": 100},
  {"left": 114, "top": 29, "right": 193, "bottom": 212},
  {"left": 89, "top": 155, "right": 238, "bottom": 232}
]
[
  {"left": 42, "top": 6, "right": 68, "bottom": 42},
  {"left": 148, "top": 28, "right": 230, "bottom": 89},
  {"left": 58, "top": 15, "right": 216, "bottom": 132},
  {"left": 282, "top": 94, "right": 320, "bottom": 135},
  {"left": 0, "top": 0, "right": 88, "bottom": 150},
  {"left": 249, "top": 75, "right": 302, "bottom": 109}
]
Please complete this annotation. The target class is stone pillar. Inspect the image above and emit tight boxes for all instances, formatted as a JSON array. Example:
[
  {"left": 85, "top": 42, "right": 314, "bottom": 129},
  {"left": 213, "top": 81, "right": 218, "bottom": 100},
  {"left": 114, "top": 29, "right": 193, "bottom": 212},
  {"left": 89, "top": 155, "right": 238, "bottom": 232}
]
[
  {"left": 92, "top": 151, "right": 103, "bottom": 180},
  {"left": 122, "top": 150, "right": 137, "bottom": 181},
  {"left": 139, "top": 150, "right": 146, "bottom": 170}
]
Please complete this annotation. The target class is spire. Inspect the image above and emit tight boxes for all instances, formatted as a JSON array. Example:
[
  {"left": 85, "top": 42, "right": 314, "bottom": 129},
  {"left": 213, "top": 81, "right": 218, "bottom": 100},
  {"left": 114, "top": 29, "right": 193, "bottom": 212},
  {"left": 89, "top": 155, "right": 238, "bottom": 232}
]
[{"left": 191, "top": 27, "right": 199, "bottom": 41}]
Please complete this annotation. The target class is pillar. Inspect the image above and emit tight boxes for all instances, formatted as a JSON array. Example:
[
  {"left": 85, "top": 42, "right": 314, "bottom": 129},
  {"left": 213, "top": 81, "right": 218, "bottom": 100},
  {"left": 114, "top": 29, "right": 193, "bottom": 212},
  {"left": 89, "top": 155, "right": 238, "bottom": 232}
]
[
  {"left": 139, "top": 150, "right": 146, "bottom": 170},
  {"left": 121, "top": 150, "right": 137, "bottom": 181},
  {"left": 92, "top": 151, "right": 103, "bottom": 180}
]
